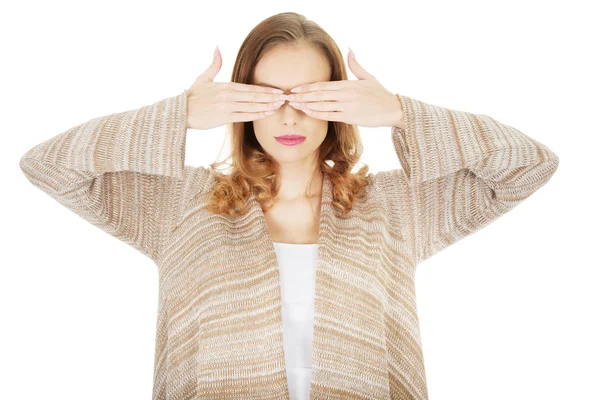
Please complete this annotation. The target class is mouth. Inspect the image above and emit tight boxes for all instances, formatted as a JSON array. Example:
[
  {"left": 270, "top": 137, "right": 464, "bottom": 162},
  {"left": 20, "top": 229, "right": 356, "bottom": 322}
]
[{"left": 274, "top": 134, "right": 306, "bottom": 146}]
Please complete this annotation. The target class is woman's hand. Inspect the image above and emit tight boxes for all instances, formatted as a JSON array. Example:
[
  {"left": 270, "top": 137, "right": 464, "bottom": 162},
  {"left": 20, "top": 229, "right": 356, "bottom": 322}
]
[
  {"left": 186, "top": 47, "right": 287, "bottom": 130},
  {"left": 282, "top": 48, "right": 404, "bottom": 128}
]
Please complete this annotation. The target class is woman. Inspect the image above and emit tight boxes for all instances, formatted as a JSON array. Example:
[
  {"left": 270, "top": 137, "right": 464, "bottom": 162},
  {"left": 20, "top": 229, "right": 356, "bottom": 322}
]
[{"left": 19, "top": 11, "right": 559, "bottom": 400}]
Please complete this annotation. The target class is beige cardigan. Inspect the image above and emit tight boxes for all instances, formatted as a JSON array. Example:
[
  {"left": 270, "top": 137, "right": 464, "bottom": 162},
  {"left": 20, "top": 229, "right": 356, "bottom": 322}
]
[{"left": 19, "top": 90, "right": 559, "bottom": 399}]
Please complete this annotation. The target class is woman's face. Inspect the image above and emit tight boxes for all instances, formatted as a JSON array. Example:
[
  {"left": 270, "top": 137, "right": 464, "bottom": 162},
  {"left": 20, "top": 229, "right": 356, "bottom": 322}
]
[{"left": 252, "top": 43, "right": 330, "bottom": 168}]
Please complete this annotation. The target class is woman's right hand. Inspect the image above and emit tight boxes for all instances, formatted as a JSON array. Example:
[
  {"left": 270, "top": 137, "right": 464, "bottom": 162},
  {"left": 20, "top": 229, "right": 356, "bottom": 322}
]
[{"left": 185, "top": 47, "right": 287, "bottom": 130}]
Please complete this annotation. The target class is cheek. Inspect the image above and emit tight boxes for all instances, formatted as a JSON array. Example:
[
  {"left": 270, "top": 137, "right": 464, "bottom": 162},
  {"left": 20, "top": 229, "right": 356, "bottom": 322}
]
[
  {"left": 310, "top": 121, "right": 329, "bottom": 144},
  {"left": 252, "top": 120, "right": 272, "bottom": 144}
]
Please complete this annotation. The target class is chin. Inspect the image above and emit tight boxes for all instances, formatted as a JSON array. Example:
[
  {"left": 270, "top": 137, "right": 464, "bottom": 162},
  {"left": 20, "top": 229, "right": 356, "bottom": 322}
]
[{"left": 272, "top": 152, "right": 311, "bottom": 164}]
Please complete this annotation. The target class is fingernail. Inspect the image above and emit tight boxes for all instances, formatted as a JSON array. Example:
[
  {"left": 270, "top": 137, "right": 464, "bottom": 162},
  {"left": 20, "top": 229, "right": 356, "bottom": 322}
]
[{"left": 214, "top": 45, "right": 219, "bottom": 58}]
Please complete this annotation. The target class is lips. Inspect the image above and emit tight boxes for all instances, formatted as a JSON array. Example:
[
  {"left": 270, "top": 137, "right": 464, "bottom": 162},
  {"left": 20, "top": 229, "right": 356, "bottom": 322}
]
[
  {"left": 275, "top": 134, "right": 305, "bottom": 139},
  {"left": 275, "top": 135, "right": 306, "bottom": 146}
]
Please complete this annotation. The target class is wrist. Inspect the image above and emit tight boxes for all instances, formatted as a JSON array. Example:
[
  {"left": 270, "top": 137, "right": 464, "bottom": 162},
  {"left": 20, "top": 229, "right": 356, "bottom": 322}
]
[
  {"left": 185, "top": 92, "right": 191, "bottom": 130},
  {"left": 391, "top": 94, "right": 405, "bottom": 130},
  {"left": 392, "top": 113, "right": 405, "bottom": 130}
]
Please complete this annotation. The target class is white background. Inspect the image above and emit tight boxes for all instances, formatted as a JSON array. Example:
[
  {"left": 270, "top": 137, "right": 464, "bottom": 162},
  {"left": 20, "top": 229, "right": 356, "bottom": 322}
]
[{"left": 3, "top": 1, "right": 597, "bottom": 399}]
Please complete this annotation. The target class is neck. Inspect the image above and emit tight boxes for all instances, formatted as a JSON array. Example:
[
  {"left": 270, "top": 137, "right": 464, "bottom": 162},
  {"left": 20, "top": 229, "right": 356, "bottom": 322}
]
[{"left": 276, "top": 160, "right": 323, "bottom": 202}]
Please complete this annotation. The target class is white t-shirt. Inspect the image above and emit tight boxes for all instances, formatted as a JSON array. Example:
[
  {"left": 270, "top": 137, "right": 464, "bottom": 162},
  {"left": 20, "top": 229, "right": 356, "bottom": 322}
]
[{"left": 273, "top": 241, "right": 318, "bottom": 400}]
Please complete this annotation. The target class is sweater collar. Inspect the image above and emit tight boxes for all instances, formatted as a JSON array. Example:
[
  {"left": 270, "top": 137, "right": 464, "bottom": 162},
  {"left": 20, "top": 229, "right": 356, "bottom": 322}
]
[{"left": 245, "top": 171, "right": 338, "bottom": 398}]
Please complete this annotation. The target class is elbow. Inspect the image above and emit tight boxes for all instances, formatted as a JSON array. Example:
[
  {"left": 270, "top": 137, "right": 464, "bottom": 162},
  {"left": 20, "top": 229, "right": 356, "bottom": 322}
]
[{"left": 494, "top": 150, "right": 559, "bottom": 205}]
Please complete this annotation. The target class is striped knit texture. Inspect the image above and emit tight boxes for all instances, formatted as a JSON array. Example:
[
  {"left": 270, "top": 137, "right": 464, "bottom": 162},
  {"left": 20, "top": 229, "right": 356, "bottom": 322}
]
[{"left": 19, "top": 90, "right": 559, "bottom": 399}]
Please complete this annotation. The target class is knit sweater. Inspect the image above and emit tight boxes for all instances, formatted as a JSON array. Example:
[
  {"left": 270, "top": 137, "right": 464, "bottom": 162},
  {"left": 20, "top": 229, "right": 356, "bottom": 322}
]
[{"left": 19, "top": 89, "right": 559, "bottom": 399}]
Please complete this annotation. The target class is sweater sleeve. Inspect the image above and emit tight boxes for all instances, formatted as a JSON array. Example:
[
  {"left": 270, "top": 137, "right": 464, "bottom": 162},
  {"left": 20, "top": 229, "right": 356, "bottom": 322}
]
[
  {"left": 19, "top": 90, "right": 194, "bottom": 263},
  {"left": 390, "top": 93, "right": 560, "bottom": 264}
]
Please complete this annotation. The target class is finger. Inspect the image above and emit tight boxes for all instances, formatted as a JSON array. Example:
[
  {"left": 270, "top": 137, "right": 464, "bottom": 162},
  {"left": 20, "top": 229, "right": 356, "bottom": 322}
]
[
  {"left": 229, "top": 109, "right": 279, "bottom": 123},
  {"left": 347, "top": 50, "right": 377, "bottom": 81},
  {"left": 298, "top": 108, "right": 344, "bottom": 122},
  {"left": 201, "top": 47, "right": 222, "bottom": 82},
  {"left": 232, "top": 99, "right": 285, "bottom": 113},
  {"left": 290, "top": 80, "right": 350, "bottom": 93},
  {"left": 226, "top": 89, "right": 286, "bottom": 103},
  {"left": 288, "top": 90, "right": 346, "bottom": 103},
  {"left": 227, "top": 81, "right": 285, "bottom": 94},
  {"left": 288, "top": 100, "right": 344, "bottom": 112}
]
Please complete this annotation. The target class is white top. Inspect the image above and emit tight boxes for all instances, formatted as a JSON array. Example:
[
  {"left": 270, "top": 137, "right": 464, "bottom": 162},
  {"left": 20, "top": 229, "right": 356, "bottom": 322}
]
[{"left": 273, "top": 241, "right": 318, "bottom": 400}]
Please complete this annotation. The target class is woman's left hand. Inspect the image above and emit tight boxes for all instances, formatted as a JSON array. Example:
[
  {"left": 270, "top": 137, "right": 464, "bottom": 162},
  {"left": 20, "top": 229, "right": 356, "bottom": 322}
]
[{"left": 283, "top": 49, "right": 405, "bottom": 128}]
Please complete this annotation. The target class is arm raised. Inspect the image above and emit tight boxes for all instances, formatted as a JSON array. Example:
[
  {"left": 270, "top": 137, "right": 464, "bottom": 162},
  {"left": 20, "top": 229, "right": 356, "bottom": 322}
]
[
  {"left": 386, "top": 93, "right": 559, "bottom": 264},
  {"left": 19, "top": 90, "right": 207, "bottom": 262}
]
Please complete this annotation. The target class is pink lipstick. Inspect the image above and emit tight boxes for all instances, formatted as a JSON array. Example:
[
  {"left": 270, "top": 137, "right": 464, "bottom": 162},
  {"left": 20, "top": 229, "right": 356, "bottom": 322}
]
[{"left": 275, "top": 134, "right": 306, "bottom": 146}]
